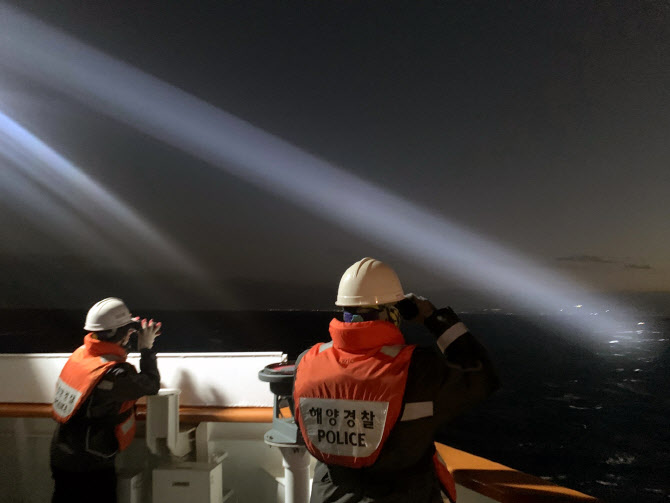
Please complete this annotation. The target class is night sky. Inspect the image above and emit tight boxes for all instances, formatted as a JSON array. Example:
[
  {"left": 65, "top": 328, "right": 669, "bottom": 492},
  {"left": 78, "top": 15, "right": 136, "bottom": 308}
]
[{"left": 0, "top": 1, "right": 668, "bottom": 310}]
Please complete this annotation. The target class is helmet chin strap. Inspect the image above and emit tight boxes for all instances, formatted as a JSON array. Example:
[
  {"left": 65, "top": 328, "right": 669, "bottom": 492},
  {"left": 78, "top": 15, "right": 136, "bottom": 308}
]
[
  {"left": 91, "top": 327, "right": 118, "bottom": 341},
  {"left": 120, "top": 336, "right": 132, "bottom": 351}
]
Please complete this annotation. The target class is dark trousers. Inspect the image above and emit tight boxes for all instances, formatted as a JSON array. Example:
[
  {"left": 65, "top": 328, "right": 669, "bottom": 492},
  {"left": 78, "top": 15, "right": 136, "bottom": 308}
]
[{"left": 52, "top": 466, "right": 117, "bottom": 503}]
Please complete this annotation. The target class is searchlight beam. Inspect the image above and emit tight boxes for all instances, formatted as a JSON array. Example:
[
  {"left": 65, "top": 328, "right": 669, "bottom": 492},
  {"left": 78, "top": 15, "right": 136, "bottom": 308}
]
[
  {"left": 0, "top": 4, "right": 625, "bottom": 331},
  {"left": 0, "top": 109, "right": 228, "bottom": 303}
]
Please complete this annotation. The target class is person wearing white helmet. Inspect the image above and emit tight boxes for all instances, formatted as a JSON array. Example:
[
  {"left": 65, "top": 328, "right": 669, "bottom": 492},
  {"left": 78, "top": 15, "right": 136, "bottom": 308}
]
[
  {"left": 50, "top": 297, "right": 162, "bottom": 503},
  {"left": 293, "top": 258, "right": 499, "bottom": 503}
]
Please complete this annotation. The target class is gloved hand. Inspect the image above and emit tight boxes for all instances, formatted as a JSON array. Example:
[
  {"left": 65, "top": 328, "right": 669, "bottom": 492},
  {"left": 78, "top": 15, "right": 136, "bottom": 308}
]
[
  {"left": 396, "top": 293, "right": 436, "bottom": 323},
  {"left": 424, "top": 305, "right": 465, "bottom": 341},
  {"left": 137, "top": 318, "right": 162, "bottom": 350}
]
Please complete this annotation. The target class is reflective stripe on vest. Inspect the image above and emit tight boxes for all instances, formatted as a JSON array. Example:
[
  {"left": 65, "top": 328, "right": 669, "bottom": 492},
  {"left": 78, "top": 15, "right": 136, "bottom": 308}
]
[
  {"left": 400, "top": 401, "right": 434, "bottom": 421},
  {"left": 379, "top": 344, "right": 403, "bottom": 357},
  {"left": 295, "top": 339, "right": 416, "bottom": 468}
]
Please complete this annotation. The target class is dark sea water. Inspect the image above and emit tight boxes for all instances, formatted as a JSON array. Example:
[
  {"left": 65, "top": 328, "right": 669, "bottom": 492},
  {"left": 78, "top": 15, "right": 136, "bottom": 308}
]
[{"left": 1, "top": 309, "right": 668, "bottom": 503}]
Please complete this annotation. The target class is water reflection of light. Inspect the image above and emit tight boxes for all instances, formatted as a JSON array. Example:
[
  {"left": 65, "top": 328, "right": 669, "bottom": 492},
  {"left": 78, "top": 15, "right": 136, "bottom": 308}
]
[{"left": 0, "top": 5, "right": 630, "bottom": 333}]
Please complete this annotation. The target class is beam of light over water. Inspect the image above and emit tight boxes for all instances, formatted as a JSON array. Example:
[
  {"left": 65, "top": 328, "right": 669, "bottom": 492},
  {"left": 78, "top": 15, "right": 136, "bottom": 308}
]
[
  {"left": 0, "top": 4, "right": 628, "bottom": 332},
  {"left": 0, "top": 109, "right": 229, "bottom": 302}
]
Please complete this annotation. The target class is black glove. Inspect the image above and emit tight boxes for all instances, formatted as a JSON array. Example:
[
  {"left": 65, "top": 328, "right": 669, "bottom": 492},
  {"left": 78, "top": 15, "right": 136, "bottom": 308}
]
[
  {"left": 424, "top": 306, "right": 463, "bottom": 337},
  {"left": 397, "top": 293, "right": 436, "bottom": 323}
]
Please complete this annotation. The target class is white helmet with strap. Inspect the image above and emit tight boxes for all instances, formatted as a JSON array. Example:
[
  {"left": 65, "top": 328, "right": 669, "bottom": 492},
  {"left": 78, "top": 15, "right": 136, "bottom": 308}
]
[
  {"left": 335, "top": 257, "right": 405, "bottom": 306},
  {"left": 84, "top": 297, "right": 134, "bottom": 331}
]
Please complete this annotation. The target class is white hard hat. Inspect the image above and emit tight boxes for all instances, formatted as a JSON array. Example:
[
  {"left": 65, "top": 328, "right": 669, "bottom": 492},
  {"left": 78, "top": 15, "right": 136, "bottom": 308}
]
[
  {"left": 335, "top": 257, "right": 405, "bottom": 306},
  {"left": 84, "top": 297, "right": 134, "bottom": 331}
]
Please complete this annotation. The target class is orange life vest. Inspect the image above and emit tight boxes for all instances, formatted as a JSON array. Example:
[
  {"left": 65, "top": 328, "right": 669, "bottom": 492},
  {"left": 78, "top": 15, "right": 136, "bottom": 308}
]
[
  {"left": 53, "top": 334, "right": 137, "bottom": 451},
  {"left": 294, "top": 319, "right": 415, "bottom": 468}
]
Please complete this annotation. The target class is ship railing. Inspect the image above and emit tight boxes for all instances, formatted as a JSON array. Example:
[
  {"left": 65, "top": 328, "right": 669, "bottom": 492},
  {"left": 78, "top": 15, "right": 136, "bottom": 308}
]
[{"left": 0, "top": 402, "right": 599, "bottom": 502}]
